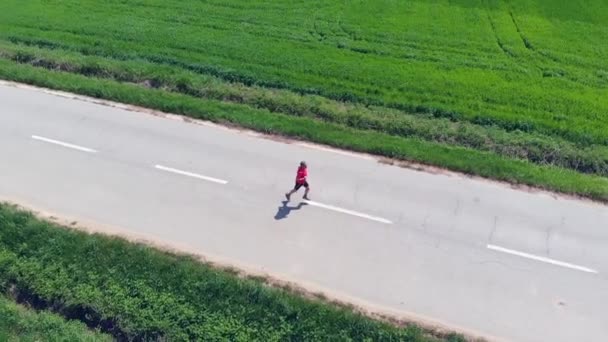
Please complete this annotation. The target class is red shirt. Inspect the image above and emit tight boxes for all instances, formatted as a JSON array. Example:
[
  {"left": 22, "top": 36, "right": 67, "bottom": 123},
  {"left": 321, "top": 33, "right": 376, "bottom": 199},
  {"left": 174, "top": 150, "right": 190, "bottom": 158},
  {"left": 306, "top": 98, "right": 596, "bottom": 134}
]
[{"left": 296, "top": 166, "right": 308, "bottom": 184}]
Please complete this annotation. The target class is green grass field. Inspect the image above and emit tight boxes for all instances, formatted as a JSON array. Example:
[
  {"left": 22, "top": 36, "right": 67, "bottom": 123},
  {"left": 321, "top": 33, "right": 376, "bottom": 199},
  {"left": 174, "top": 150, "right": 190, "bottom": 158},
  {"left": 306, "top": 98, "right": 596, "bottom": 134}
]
[
  {"left": 0, "top": 203, "right": 464, "bottom": 341},
  {"left": 0, "top": 294, "right": 111, "bottom": 342},
  {"left": 0, "top": 0, "right": 607, "bottom": 199}
]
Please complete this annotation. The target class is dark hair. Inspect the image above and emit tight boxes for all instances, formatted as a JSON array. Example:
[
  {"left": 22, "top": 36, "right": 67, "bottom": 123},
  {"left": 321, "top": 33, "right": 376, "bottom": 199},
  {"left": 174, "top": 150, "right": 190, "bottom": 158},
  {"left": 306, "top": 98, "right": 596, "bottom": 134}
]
[{"left": 300, "top": 161, "right": 307, "bottom": 167}]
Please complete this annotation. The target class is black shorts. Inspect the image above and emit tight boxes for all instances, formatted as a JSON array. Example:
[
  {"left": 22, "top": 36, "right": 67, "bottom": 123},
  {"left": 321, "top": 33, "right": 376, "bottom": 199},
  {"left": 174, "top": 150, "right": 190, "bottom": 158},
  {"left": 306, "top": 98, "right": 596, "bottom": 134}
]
[{"left": 294, "top": 181, "right": 309, "bottom": 190}]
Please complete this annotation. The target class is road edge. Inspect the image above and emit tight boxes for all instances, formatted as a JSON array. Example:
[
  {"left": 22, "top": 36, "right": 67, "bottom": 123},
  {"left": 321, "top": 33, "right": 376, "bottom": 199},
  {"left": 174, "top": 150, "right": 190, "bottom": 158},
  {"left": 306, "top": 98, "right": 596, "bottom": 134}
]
[
  {"left": 1, "top": 198, "right": 496, "bottom": 342},
  {"left": 1, "top": 79, "right": 605, "bottom": 209}
]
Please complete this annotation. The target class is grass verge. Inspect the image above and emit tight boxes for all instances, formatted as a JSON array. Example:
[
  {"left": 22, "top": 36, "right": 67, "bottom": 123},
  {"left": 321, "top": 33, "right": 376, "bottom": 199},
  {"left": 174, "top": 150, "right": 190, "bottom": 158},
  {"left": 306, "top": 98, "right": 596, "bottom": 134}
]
[
  {"left": 2, "top": 43, "right": 608, "bottom": 177},
  {"left": 0, "top": 203, "right": 466, "bottom": 341},
  {"left": 0, "top": 294, "right": 111, "bottom": 342},
  {"left": 1, "top": 60, "right": 608, "bottom": 202}
]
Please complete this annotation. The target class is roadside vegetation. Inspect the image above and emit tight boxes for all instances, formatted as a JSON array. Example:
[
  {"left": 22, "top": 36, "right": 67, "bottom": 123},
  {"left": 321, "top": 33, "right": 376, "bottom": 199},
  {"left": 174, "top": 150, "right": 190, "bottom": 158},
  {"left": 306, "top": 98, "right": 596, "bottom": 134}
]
[
  {"left": 0, "top": 294, "right": 111, "bottom": 342},
  {"left": 0, "top": 203, "right": 465, "bottom": 341},
  {"left": 0, "top": 0, "right": 607, "bottom": 200}
]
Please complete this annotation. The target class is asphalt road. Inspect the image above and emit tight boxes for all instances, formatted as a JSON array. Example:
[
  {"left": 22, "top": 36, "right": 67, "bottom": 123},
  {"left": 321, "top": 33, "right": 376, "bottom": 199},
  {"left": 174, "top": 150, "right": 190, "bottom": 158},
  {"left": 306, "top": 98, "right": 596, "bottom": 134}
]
[{"left": 1, "top": 82, "right": 607, "bottom": 342}]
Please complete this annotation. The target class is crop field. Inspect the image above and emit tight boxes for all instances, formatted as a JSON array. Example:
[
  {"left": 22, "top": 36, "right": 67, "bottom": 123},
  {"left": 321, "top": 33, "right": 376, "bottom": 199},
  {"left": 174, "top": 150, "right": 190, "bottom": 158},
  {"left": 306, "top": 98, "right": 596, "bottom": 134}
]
[
  {"left": 0, "top": 203, "right": 464, "bottom": 341},
  {"left": 0, "top": 0, "right": 607, "bottom": 199}
]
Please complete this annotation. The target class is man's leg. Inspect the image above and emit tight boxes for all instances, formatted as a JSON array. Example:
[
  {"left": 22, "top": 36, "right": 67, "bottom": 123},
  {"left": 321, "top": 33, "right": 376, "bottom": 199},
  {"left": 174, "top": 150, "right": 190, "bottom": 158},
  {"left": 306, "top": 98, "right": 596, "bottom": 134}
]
[
  {"left": 303, "top": 182, "right": 310, "bottom": 200},
  {"left": 286, "top": 183, "right": 300, "bottom": 201}
]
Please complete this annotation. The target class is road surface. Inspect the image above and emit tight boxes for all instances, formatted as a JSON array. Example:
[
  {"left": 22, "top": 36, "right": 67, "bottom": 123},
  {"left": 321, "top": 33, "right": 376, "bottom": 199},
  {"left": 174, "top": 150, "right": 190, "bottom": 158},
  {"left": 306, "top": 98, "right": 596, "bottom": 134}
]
[{"left": 1, "top": 82, "right": 607, "bottom": 342}]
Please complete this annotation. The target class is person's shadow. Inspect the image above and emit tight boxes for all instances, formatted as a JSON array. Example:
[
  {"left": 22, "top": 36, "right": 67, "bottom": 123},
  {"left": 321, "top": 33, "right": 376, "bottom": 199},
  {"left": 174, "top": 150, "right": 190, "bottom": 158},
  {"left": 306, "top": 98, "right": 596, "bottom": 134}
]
[{"left": 274, "top": 201, "right": 307, "bottom": 220}]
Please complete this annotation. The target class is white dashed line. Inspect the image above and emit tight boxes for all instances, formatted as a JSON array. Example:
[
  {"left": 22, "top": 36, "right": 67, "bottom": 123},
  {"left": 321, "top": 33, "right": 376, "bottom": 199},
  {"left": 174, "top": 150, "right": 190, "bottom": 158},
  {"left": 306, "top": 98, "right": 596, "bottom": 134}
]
[
  {"left": 32, "top": 135, "right": 97, "bottom": 153},
  {"left": 487, "top": 244, "right": 598, "bottom": 274},
  {"left": 154, "top": 165, "right": 228, "bottom": 185},
  {"left": 304, "top": 200, "right": 392, "bottom": 224}
]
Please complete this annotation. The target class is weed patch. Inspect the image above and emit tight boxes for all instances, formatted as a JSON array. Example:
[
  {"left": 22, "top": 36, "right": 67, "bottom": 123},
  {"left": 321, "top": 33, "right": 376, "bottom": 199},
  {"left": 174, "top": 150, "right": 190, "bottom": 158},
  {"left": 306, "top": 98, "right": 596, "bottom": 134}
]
[{"left": 0, "top": 292, "right": 111, "bottom": 341}]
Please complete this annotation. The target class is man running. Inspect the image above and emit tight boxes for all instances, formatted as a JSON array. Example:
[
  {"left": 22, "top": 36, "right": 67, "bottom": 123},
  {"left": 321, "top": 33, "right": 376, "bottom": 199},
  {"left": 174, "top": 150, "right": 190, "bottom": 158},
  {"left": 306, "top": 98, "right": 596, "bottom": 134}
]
[{"left": 285, "top": 161, "right": 310, "bottom": 201}]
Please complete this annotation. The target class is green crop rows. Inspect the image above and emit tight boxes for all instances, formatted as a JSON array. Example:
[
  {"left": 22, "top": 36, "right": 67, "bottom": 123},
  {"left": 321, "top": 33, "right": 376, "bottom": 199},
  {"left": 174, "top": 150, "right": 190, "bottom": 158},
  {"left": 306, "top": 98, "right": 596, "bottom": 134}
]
[
  {"left": 0, "top": 204, "right": 464, "bottom": 341},
  {"left": 0, "top": 0, "right": 607, "bottom": 199}
]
